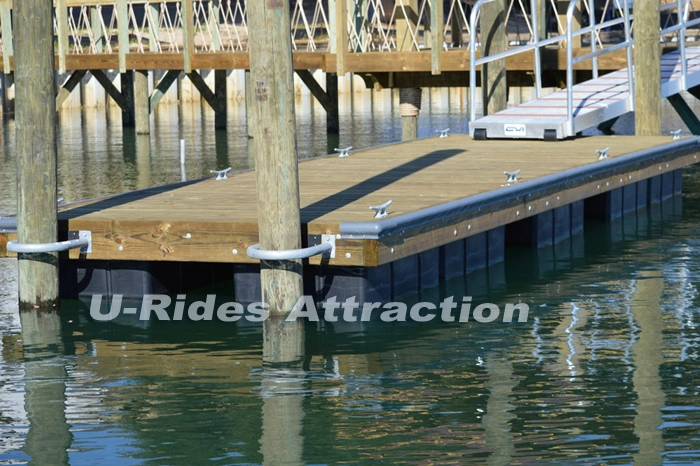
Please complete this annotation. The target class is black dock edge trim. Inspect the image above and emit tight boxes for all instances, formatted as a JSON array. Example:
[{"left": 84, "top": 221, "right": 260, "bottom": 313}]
[{"left": 339, "top": 138, "right": 700, "bottom": 240}]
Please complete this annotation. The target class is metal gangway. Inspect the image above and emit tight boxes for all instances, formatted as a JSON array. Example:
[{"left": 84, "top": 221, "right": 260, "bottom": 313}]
[{"left": 469, "top": 0, "right": 700, "bottom": 140}]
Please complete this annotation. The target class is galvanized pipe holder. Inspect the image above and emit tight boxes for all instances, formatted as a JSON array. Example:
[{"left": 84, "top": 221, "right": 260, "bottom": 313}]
[
  {"left": 7, "top": 230, "right": 92, "bottom": 254},
  {"left": 247, "top": 235, "right": 336, "bottom": 261}
]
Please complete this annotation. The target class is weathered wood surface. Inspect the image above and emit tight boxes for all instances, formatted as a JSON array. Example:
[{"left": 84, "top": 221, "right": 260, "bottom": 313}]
[
  {"left": 247, "top": 0, "right": 304, "bottom": 324},
  {"left": 0, "top": 47, "right": 646, "bottom": 73},
  {"left": 14, "top": 0, "right": 59, "bottom": 309},
  {"left": 2, "top": 136, "right": 696, "bottom": 269},
  {"left": 481, "top": 0, "right": 508, "bottom": 115},
  {"left": 635, "top": 0, "right": 662, "bottom": 135}
]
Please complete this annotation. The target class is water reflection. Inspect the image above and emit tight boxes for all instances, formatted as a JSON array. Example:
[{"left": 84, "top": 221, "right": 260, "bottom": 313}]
[
  {"left": 631, "top": 273, "right": 665, "bottom": 465},
  {"left": 19, "top": 310, "right": 71, "bottom": 466},
  {"left": 1, "top": 96, "right": 700, "bottom": 463}
]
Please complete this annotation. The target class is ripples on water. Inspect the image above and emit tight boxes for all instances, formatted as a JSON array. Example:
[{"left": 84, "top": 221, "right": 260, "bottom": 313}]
[{"left": 1, "top": 94, "right": 700, "bottom": 464}]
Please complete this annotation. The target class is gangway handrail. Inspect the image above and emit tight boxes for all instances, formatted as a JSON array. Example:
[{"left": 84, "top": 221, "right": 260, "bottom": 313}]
[
  {"left": 470, "top": 0, "right": 700, "bottom": 139},
  {"left": 565, "top": 0, "right": 634, "bottom": 135}
]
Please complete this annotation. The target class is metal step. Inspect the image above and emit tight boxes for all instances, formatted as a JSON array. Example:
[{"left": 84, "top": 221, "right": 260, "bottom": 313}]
[{"left": 469, "top": 48, "right": 700, "bottom": 140}]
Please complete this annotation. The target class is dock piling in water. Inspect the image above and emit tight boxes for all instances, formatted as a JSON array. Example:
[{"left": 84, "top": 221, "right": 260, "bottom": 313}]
[
  {"left": 634, "top": 0, "right": 662, "bottom": 135},
  {"left": 248, "top": 0, "right": 305, "bottom": 360},
  {"left": 14, "top": 0, "right": 59, "bottom": 310}
]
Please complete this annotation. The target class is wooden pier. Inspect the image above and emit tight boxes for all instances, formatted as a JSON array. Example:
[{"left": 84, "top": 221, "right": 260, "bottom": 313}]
[{"left": 1, "top": 134, "right": 697, "bottom": 302}]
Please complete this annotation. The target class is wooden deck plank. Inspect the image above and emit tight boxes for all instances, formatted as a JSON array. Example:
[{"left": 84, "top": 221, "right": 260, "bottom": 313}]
[{"left": 31, "top": 134, "right": 696, "bottom": 267}]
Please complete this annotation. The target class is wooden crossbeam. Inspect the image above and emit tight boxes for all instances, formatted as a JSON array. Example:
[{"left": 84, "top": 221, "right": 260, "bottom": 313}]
[
  {"left": 295, "top": 70, "right": 334, "bottom": 111},
  {"left": 56, "top": 70, "right": 87, "bottom": 107},
  {"left": 186, "top": 70, "right": 224, "bottom": 112},
  {"left": 150, "top": 70, "right": 180, "bottom": 113},
  {"left": 90, "top": 69, "right": 128, "bottom": 109},
  {"left": 667, "top": 94, "right": 700, "bottom": 135}
]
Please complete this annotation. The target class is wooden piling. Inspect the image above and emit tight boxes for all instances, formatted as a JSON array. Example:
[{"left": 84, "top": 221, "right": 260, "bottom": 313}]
[
  {"left": 634, "top": 0, "right": 662, "bottom": 136},
  {"left": 248, "top": 0, "right": 305, "bottom": 354},
  {"left": 15, "top": 0, "right": 59, "bottom": 310},
  {"left": 397, "top": 0, "right": 420, "bottom": 141},
  {"left": 245, "top": 70, "right": 254, "bottom": 138},
  {"left": 134, "top": 70, "right": 150, "bottom": 134},
  {"left": 536, "top": 0, "right": 547, "bottom": 41},
  {"left": 326, "top": 72, "right": 340, "bottom": 134},
  {"left": 559, "top": 1, "right": 581, "bottom": 47},
  {"left": 121, "top": 71, "right": 135, "bottom": 127},
  {"left": 214, "top": 69, "right": 227, "bottom": 130},
  {"left": 481, "top": 0, "right": 507, "bottom": 115}
]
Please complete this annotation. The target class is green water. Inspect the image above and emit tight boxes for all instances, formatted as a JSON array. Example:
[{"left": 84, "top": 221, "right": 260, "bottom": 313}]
[{"left": 1, "top": 94, "right": 700, "bottom": 464}]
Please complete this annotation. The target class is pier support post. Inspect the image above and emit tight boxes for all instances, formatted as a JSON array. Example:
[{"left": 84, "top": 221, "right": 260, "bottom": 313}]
[
  {"left": 397, "top": 0, "right": 421, "bottom": 141},
  {"left": 15, "top": 0, "right": 59, "bottom": 309},
  {"left": 245, "top": 70, "right": 254, "bottom": 138},
  {"left": 634, "top": 0, "right": 662, "bottom": 136},
  {"left": 481, "top": 0, "right": 507, "bottom": 115},
  {"left": 134, "top": 70, "right": 150, "bottom": 134},
  {"left": 214, "top": 70, "right": 227, "bottom": 129},
  {"left": 248, "top": 0, "right": 305, "bottom": 363},
  {"left": 327, "top": 72, "right": 340, "bottom": 134},
  {"left": 121, "top": 71, "right": 135, "bottom": 128}
]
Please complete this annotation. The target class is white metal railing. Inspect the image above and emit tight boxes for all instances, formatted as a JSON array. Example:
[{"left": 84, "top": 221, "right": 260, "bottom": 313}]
[{"left": 470, "top": 0, "right": 700, "bottom": 135}]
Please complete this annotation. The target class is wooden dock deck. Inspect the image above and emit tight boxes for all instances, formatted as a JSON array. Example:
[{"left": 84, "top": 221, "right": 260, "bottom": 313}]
[{"left": 3, "top": 135, "right": 697, "bottom": 269}]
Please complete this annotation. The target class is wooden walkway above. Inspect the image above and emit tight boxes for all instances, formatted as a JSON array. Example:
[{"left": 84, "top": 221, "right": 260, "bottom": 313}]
[{"left": 2, "top": 135, "right": 697, "bottom": 267}]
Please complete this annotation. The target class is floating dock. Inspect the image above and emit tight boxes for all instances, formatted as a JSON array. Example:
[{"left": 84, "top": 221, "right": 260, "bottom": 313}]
[{"left": 1, "top": 134, "right": 697, "bottom": 303}]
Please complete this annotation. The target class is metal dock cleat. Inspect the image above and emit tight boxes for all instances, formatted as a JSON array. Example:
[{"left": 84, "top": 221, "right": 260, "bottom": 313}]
[
  {"left": 210, "top": 167, "right": 232, "bottom": 180},
  {"left": 597, "top": 147, "right": 609, "bottom": 160},
  {"left": 437, "top": 128, "right": 451, "bottom": 138},
  {"left": 370, "top": 200, "right": 393, "bottom": 218},
  {"left": 504, "top": 170, "right": 521, "bottom": 183},
  {"left": 335, "top": 147, "right": 353, "bottom": 158}
]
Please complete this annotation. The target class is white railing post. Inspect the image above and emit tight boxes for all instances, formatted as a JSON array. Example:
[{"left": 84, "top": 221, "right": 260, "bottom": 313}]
[
  {"left": 566, "top": 0, "right": 578, "bottom": 136},
  {"left": 623, "top": 0, "right": 634, "bottom": 110},
  {"left": 589, "top": 0, "right": 597, "bottom": 78},
  {"left": 531, "top": 0, "right": 542, "bottom": 97},
  {"left": 679, "top": 0, "right": 688, "bottom": 90}
]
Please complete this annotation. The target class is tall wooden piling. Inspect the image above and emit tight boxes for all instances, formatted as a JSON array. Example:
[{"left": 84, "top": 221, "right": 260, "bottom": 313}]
[
  {"left": 121, "top": 71, "right": 135, "bottom": 127},
  {"left": 634, "top": 0, "right": 662, "bottom": 136},
  {"left": 397, "top": 0, "right": 421, "bottom": 141},
  {"left": 14, "top": 0, "right": 59, "bottom": 310},
  {"left": 135, "top": 70, "right": 150, "bottom": 134},
  {"left": 245, "top": 70, "right": 254, "bottom": 138},
  {"left": 248, "top": 0, "right": 305, "bottom": 362},
  {"left": 481, "top": 0, "right": 507, "bottom": 115},
  {"left": 326, "top": 73, "right": 340, "bottom": 134},
  {"left": 215, "top": 70, "right": 227, "bottom": 129}
]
